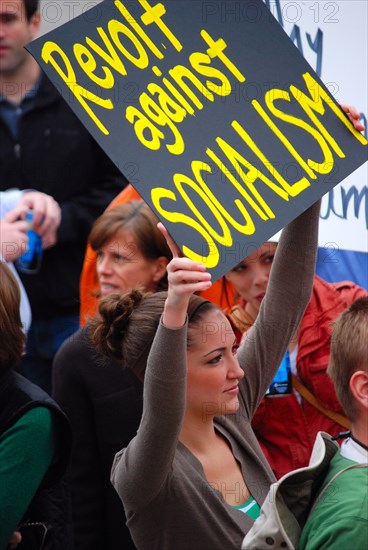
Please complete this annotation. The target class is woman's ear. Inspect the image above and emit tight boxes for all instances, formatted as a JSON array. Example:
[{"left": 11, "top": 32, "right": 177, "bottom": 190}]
[{"left": 152, "top": 256, "right": 169, "bottom": 282}]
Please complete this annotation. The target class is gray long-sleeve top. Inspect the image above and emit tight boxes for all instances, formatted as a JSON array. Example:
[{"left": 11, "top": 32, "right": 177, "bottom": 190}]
[{"left": 111, "top": 202, "right": 320, "bottom": 550}]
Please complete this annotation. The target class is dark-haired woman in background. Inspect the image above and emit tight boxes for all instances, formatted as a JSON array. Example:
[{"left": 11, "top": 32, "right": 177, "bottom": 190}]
[{"left": 52, "top": 201, "right": 172, "bottom": 550}]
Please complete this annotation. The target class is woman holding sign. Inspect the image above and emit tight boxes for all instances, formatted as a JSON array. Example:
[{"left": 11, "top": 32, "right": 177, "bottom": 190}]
[{"left": 90, "top": 198, "right": 320, "bottom": 549}]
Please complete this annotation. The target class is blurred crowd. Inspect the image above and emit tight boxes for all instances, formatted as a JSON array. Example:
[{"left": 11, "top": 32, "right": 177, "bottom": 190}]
[{"left": 1, "top": 2, "right": 367, "bottom": 550}]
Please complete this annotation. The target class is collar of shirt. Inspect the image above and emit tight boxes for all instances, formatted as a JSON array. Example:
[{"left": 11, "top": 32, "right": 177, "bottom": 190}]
[
  {"left": 0, "top": 76, "right": 42, "bottom": 138},
  {"left": 340, "top": 437, "right": 368, "bottom": 464},
  {"left": 0, "top": 73, "right": 41, "bottom": 104}
]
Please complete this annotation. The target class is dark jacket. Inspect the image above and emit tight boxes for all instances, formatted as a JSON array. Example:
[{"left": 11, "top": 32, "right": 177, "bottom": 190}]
[
  {"left": 0, "top": 370, "right": 73, "bottom": 550},
  {"left": 0, "top": 74, "right": 127, "bottom": 319},
  {"left": 52, "top": 326, "right": 143, "bottom": 550}
]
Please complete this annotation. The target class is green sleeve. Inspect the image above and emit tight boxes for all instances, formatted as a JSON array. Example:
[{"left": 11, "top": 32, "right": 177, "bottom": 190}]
[
  {"left": 301, "top": 517, "right": 368, "bottom": 549},
  {"left": 0, "top": 407, "right": 54, "bottom": 550}
]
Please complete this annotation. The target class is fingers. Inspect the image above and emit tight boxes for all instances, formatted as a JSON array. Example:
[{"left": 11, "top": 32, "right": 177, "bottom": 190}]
[
  {"left": 340, "top": 103, "right": 365, "bottom": 131},
  {"left": 37, "top": 196, "right": 61, "bottom": 236},
  {"left": 0, "top": 221, "right": 29, "bottom": 261},
  {"left": 2, "top": 193, "right": 60, "bottom": 256},
  {"left": 2, "top": 207, "right": 25, "bottom": 224},
  {"left": 163, "top": 256, "right": 211, "bottom": 328},
  {"left": 167, "top": 257, "right": 212, "bottom": 294},
  {"left": 157, "top": 222, "right": 182, "bottom": 259},
  {"left": 42, "top": 230, "right": 57, "bottom": 250},
  {"left": 340, "top": 103, "right": 359, "bottom": 118},
  {"left": 162, "top": 242, "right": 212, "bottom": 328},
  {"left": 2, "top": 212, "right": 28, "bottom": 229},
  {"left": 19, "top": 192, "right": 46, "bottom": 227},
  {"left": 158, "top": 222, "right": 212, "bottom": 295},
  {"left": 16, "top": 192, "right": 61, "bottom": 236},
  {"left": 167, "top": 258, "right": 211, "bottom": 282}
]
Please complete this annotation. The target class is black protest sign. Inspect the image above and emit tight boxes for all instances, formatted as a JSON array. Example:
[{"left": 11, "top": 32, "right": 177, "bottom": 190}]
[{"left": 27, "top": 0, "right": 368, "bottom": 280}]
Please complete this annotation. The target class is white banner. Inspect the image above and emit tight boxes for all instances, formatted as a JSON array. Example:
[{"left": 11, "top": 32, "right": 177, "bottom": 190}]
[{"left": 268, "top": 0, "right": 367, "bottom": 253}]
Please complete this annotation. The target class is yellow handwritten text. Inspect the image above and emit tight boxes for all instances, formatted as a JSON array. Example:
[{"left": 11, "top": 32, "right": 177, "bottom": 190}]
[{"left": 150, "top": 72, "right": 367, "bottom": 268}]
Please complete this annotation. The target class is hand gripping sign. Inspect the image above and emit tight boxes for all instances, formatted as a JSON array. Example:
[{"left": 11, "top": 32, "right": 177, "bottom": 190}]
[{"left": 27, "top": 0, "right": 368, "bottom": 280}]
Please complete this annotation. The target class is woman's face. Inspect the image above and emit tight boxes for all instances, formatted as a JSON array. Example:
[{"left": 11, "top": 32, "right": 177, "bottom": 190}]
[
  {"left": 225, "top": 242, "right": 277, "bottom": 317},
  {"left": 186, "top": 309, "right": 244, "bottom": 418},
  {"left": 96, "top": 229, "right": 167, "bottom": 297}
]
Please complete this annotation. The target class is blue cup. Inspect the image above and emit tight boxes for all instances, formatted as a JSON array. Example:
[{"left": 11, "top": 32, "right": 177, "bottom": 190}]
[{"left": 16, "top": 210, "right": 43, "bottom": 274}]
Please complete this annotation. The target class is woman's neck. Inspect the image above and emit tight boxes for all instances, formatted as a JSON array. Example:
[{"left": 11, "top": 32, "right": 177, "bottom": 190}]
[{"left": 179, "top": 413, "right": 217, "bottom": 454}]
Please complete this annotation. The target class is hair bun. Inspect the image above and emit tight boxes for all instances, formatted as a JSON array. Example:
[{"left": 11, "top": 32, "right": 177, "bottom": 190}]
[{"left": 90, "top": 289, "right": 146, "bottom": 360}]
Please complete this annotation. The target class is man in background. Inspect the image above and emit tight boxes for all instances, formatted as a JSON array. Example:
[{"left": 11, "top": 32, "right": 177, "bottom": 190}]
[{"left": 0, "top": 0, "right": 127, "bottom": 392}]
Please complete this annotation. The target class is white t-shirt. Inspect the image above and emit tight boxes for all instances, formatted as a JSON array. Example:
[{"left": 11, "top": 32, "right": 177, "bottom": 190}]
[{"left": 340, "top": 437, "right": 368, "bottom": 464}]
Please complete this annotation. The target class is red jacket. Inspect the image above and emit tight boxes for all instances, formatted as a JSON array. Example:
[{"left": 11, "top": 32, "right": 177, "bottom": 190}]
[{"left": 251, "top": 275, "right": 367, "bottom": 479}]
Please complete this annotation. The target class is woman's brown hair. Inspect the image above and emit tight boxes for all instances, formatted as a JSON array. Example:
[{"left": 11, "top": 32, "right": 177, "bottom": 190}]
[
  {"left": 89, "top": 200, "right": 172, "bottom": 292},
  {"left": 89, "top": 290, "right": 213, "bottom": 381},
  {"left": 0, "top": 263, "right": 26, "bottom": 370}
]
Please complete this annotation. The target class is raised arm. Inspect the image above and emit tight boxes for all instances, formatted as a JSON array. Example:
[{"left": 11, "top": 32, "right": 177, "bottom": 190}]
[
  {"left": 111, "top": 226, "right": 211, "bottom": 510},
  {"left": 237, "top": 200, "right": 321, "bottom": 418}
]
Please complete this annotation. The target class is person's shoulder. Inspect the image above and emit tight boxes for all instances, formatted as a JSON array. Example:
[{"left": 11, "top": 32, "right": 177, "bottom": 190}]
[
  {"left": 315, "top": 452, "right": 367, "bottom": 514},
  {"left": 4, "top": 406, "right": 53, "bottom": 441},
  {"left": 321, "top": 276, "right": 367, "bottom": 302},
  {"left": 54, "top": 326, "right": 91, "bottom": 358},
  {"left": 300, "top": 454, "right": 367, "bottom": 549},
  {"left": 334, "top": 452, "right": 367, "bottom": 476},
  {"left": 308, "top": 276, "right": 367, "bottom": 315},
  {"left": 22, "top": 405, "right": 53, "bottom": 424},
  {"left": 52, "top": 324, "right": 125, "bottom": 388},
  {"left": 52, "top": 327, "right": 92, "bottom": 377}
]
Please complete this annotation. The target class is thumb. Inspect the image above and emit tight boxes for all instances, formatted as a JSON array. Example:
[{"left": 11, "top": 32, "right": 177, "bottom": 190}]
[{"left": 3, "top": 208, "right": 24, "bottom": 223}]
